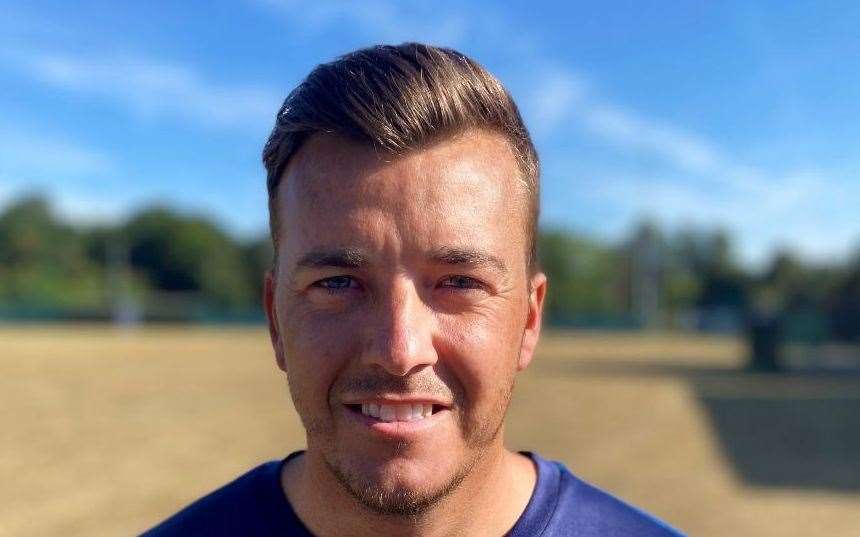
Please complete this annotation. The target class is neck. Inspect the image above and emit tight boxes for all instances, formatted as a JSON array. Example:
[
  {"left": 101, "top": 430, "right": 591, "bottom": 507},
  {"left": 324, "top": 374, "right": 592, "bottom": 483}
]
[{"left": 282, "top": 439, "right": 536, "bottom": 537}]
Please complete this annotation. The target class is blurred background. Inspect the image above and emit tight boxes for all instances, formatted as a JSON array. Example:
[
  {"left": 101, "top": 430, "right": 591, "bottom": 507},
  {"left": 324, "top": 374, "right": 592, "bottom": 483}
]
[{"left": 1, "top": 1, "right": 858, "bottom": 536}]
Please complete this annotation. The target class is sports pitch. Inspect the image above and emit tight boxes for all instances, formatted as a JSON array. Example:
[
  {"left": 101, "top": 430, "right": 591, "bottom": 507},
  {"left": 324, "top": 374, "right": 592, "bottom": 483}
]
[{"left": 1, "top": 326, "right": 857, "bottom": 536}]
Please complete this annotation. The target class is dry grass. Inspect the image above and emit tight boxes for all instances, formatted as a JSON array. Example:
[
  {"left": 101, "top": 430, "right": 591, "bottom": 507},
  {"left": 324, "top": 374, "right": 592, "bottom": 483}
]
[{"left": 1, "top": 325, "right": 858, "bottom": 536}]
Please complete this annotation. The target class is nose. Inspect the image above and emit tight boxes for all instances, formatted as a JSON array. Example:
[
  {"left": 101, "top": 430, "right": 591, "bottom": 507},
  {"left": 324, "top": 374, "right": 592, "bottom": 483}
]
[{"left": 361, "top": 277, "right": 438, "bottom": 376}]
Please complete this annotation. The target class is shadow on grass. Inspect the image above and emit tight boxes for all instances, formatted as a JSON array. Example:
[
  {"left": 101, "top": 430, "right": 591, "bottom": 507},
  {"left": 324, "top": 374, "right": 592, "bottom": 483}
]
[{"left": 535, "top": 359, "right": 860, "bottom": 492}]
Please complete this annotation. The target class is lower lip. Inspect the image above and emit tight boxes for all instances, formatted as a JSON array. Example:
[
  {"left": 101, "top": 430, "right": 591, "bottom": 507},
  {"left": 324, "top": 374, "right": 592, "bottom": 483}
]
[{"left": 342, "top": 405, "right": 450, "bottom": 439}]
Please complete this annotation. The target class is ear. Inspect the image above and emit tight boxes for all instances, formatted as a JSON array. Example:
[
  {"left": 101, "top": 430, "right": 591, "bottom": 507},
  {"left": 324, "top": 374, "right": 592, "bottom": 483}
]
[
  {"left": 264, "top": 270, "right": 287, "bottom": 372},
  {"left": 517, "top": 271, "right": 547, "bottom": 371}
]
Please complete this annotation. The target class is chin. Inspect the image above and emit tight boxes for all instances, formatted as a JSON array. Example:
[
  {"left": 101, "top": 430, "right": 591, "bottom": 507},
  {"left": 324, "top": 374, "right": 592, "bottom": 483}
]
[{"left": 324, "top": 446, "right": 475, "bottom": 517}]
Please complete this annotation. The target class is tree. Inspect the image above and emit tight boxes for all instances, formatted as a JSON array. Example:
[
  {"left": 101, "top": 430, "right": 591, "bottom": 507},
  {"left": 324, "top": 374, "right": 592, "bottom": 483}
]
[
  {"left": 538, "top": 229, "right": 624, "bottom": 325},
  {"left": 241, "top": 236, "right": 274, "bottom": 309},
  {"left": 124, "top": 207, "right": 253, "bottom": 309},
  {"left": 828, "top": 254, "right": 860, "bottom": 341},
  {"left": 0, "top": 195, "right": 104, "bottom": 310},
  {"left": 667, "top": 228, "right": 748, "bottom": 311}
]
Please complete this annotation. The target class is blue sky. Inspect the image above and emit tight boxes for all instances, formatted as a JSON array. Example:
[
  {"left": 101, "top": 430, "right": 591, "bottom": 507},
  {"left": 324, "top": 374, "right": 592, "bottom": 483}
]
[{"left": 1, "top": 0, "right": 858, "bottom": 268}]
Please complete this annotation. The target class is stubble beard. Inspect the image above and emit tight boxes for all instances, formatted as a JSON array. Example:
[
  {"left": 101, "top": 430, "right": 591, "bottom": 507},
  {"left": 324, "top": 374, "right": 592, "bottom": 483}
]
[
  {"left": 319, "top": 382, "right": 514, "bottom": 519},
  {"left": 323, "top": 446, "right": 478, "bottom": 518}
]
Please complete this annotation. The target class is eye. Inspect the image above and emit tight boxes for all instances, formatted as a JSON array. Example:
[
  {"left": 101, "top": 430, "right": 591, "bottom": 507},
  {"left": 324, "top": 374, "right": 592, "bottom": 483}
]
[
  {"left": 313, "top": 276, "right": 360, "bottom": 293},
  {"left": 439, "top": 275, "right": 483, "bottom": 290}
]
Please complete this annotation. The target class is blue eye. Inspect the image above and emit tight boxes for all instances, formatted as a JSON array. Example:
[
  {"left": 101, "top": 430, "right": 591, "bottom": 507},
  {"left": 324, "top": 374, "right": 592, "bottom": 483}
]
[
  {"left": 315, "top": 276, "right": 358, "bottom": 292},
  {"left": 441, "top": 275, "right": 482, "bottom": 289}
]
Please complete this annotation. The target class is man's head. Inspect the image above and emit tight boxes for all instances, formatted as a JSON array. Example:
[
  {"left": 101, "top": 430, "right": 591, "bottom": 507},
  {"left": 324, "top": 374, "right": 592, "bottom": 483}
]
[
  {"left": 263, "top": 43, "right": 546, "bottom": 517},
  {"left": 263, "top": 42, "right": 540, "bottom": 272}
]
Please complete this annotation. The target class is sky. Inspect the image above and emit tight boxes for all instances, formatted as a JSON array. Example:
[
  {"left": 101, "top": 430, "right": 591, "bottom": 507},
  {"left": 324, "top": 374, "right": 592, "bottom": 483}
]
[{"left": 1, "top": 0, "right": 858, "bottom": 268}]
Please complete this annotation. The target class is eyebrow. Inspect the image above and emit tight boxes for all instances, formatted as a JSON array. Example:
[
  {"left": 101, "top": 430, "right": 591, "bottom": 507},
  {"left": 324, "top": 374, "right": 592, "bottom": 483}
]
[
  {"left": 430, "top": 246, "right": 508, "bottom": 274},
  {"left": 291, "top": 246, "right": 508, "bottom": 275},
  {"left": 294, "top": 248, "right": 370, "bottom": 270}
]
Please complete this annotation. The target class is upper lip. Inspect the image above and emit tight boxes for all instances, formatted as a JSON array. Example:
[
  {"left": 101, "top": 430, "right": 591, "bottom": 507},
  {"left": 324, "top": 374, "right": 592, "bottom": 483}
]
[{"left": 341, "top": 394, "right": 452, "bottom": 407}]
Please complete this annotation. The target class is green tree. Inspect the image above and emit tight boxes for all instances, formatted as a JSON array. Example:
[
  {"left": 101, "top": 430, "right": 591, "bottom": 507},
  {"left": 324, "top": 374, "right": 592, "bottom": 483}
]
[
  {"left": 666, "top": 228, "right": 748, "bottom": 311},
  {"left": 0, "top": 195, "right": 104, "bottom": 310},
  {"left": 827, "top": 251, "right": 860, "bottom": 341},
  {"left": 241, "top": 236, "right": 274, "bottom": 309},
  {"left": 538, "top": 229, "right": 623, "bottom": 324},
  {"left": 124, "top": 207, "right": 253, "bottom": 309}
]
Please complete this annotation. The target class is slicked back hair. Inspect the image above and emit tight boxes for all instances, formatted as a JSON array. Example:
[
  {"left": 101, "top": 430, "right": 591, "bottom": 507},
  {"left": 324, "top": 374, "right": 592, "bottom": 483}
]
[{"left": 262, "top": 42, "right": 540, "bottom": 272}]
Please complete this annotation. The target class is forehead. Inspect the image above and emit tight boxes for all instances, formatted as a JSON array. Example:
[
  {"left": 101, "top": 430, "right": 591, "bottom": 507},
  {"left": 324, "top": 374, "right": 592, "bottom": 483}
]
[{"left": 276, "top": 131, "right": 527, "bottom": 266}]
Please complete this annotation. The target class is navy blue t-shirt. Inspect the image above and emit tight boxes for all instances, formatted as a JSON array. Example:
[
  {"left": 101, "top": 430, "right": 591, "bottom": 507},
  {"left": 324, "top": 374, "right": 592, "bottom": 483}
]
[{"left": 142, "top": 452, "right": 684, "bottom": 536}]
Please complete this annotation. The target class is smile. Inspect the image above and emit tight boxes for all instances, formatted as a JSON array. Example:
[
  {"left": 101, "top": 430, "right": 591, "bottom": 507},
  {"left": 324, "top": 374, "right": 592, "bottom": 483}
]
[
  {"left": 342, "top": 400, "right": 450, "bottom": 437},
  {"left": 359, "top": 402, "right": 434, "bottom": 422}
]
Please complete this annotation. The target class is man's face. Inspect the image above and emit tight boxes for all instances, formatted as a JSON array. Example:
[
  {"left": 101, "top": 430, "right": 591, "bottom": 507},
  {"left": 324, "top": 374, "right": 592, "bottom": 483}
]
[{"left": 265, "top": 130, "right": 545, "bottom": 514}]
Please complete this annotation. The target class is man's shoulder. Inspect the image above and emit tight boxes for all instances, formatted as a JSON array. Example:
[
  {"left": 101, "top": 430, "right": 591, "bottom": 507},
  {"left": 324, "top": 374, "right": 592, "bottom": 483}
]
[
  {"left": 524, "top": 452, "right": 686, "bottom": 537},
  {"left": 140, "top": 458, "right": 305, "bottom": 537}
]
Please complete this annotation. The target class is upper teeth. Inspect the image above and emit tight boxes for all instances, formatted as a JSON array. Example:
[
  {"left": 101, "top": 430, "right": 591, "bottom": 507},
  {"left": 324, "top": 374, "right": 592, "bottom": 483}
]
[{"left": 361, "top": 403, "right": 434, "bottom": 422}]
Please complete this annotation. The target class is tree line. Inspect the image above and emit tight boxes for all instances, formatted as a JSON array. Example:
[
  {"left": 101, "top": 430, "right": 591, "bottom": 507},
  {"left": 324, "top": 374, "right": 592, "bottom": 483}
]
[
  {"left": 0, "top": 196, "right": 270, "bottom": 321},
  {"left": 0, "top": 194, "right": 857, "bottom": 340}
]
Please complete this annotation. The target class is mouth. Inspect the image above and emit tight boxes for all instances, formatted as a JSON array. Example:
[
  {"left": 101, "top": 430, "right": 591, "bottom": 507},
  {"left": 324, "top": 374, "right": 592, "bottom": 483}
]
[{"left": 345, "top": 402, "right": 447, "bottom": 423}]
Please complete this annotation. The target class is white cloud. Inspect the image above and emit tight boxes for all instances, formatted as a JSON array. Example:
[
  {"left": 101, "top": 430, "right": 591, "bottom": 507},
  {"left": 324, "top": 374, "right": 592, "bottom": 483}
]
[
  {"left": 11, "top": 52, "right": 282, "bottom": 131},
  {"left": 526, "top": 68, "right": 730, "bottom": 179},
  {"left": 0, "top": 128, "right": 114, "bottom": 181},
  {"left": 0, "top": 128, "right": 121, "bottom": 222},
  {"left": 0, "top": 182, "right": 15, "bottom": 210},
  {"left": 568, "top": 166, "right": 859, "bottom": 267},
  {"left": 3, "top": 2, "right": 852, "bottom": 264},
  {"left": 526, "top": 67, "right": 588, "bottom": 138},
  {"left": 51, "top": 190, "right": 129, "bottom": 225},
  {"left": 523, "top": 63, "right": 858, "bottom": 266},
  {"left": 580, "top": 104, "right": 721, "bottom": 175}
]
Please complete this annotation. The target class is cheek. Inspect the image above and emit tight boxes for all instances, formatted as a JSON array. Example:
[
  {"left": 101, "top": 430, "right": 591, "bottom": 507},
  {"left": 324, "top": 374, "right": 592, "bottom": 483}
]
[
  {"left": 282, "top": 309, "right": 361, "bottom": 416},
  {"left": 435, "top": 310, "right": 521, "bottom": 412}
]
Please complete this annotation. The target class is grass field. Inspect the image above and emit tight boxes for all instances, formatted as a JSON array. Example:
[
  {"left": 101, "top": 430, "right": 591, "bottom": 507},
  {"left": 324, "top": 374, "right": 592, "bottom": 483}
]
[{"left": 1, "top": 326, "right": 858, "bottom": 536}]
